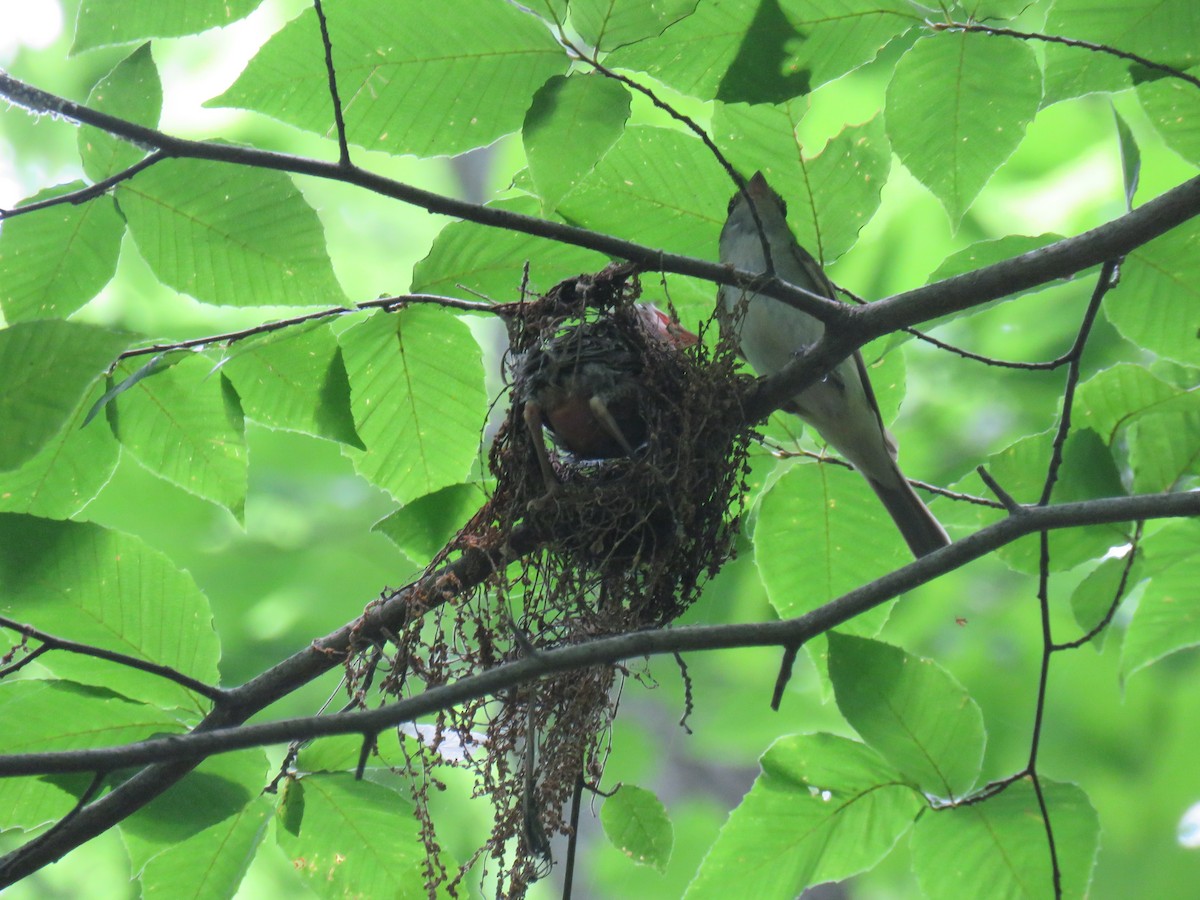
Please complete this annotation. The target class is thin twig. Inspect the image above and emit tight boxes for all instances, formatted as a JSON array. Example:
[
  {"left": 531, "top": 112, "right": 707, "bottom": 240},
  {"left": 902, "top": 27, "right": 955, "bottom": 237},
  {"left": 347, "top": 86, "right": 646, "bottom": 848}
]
[
  {"left": 903, "top": 326, "right": 1073, "bottom": 371},
  {"left": 116, "top": 293, "right": 507, "bottom": 362},
  {"left": 763, "top": 442, "right": 1004, "bottom": 509},
  {"left": 770, "top": 644, "right": 800, "bottom": 711},
  {"left": 0, "top": 151, "right": 167, "bottom": 220},
  {"left": 1, "top": 491, "right": 1197, "bottom": 781},
  {"left": 1053, "top": 522, "right": 1143, "bottom": 650},
  {"left": 1039, "top": 261, "right": 1117, "bottom": 505},
  {"left": 312, "top": 0, "right": 351, "bottom": 166},
  {"left": 1025, "top": 261, "right": 1116, "bottom": 896},
  {"left": 975, "top": 466, "right": 1022, "bottom": 514},
  {"left": 0, "top": 616, "right": 227, "bottom": 703},
  {"left": 933, "top": 21, "right": 1200, "bottom": 92}
]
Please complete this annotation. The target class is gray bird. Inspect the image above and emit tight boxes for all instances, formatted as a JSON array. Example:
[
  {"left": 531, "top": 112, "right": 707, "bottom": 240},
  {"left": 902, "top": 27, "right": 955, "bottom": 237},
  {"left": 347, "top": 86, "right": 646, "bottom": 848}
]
[{"left": 718, "top": 172, "right": 949, "bottom": 558}]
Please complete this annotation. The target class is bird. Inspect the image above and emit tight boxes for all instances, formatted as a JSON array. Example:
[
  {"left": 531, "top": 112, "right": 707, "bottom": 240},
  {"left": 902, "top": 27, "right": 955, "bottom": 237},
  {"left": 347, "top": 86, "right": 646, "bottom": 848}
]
[
  {"left": 516, "top": 303, "right": 696, "bottom": 491},
  {"left": 718, "top": 171, "right": 950, "bottom": 558}
]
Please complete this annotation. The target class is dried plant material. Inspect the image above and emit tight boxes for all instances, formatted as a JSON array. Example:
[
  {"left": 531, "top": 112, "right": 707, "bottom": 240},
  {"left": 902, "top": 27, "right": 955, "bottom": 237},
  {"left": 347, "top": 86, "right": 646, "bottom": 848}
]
[{"left": 350, "top": 263, "right": 753, "bottom": 898}]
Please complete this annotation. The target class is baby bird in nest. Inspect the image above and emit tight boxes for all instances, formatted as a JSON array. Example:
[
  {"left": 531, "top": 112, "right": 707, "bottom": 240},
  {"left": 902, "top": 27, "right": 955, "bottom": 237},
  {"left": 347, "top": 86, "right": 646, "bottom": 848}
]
[{"left": 515, "top": 304, "right": 696, "bottom": 493}]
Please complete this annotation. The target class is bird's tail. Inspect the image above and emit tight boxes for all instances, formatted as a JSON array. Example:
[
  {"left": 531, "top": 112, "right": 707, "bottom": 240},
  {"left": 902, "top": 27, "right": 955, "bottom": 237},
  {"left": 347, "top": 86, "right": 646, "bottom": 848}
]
[{"left": 866, "top": 473, "right": 950, "bottom": 559}]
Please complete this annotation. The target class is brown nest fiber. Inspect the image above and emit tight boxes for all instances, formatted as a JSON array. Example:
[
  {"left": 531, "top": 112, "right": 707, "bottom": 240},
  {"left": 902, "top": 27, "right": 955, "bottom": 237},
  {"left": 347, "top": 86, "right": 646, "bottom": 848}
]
[{"left": 372, "top": 263, "right": 753, "bottom": 897}]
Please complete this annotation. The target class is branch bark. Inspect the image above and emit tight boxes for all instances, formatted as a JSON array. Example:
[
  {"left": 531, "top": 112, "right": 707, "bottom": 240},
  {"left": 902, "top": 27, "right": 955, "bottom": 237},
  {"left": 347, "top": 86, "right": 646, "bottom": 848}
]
[
  {"left": 0, "top": 491, "right": 1194, "bottom": 883},
  {"left": 0, "top": 524, "right": 542, "bottom": 887}
]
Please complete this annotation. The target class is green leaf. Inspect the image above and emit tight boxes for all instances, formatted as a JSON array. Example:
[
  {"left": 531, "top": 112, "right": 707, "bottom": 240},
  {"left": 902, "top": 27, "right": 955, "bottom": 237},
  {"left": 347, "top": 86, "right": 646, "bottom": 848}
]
[
  {"left": 609, "top": 0, "right": 915, "bottom": 102},
  {"left": 1041, "top": 41, "right": 1132, "bottom": 107},
  {"left": 685, "top": 733, "right": 922, "bottom": 897},
  {"left": 0, "top": 188, "right": 124, "bottom": 323},
  {"left": 1070, "top": 552, "right": 1138, "bottom": 644},
  {"left": 79, "top": 43, "right": 162, "bottom": 181},
  {"left": 117, "top": 160, "right": 345, "bottom": 308},
  {"left": 0, "top": 320, "right": 129, "bottom": 470},
  {"left": 911, "top": 779, "right": 1099, "bottom": 900},
  {"left": 827, "top": 633, "right": 985, "bottom": 798},
  {"left": 0, "top": 514, "right": 220, "bottom": 710},
  {"left": 1113, "top": 106, "right": 1141, "bottom": 210},
  {"left": 411, "top": 195, "right": 606, "bottom": 301},
  {"left": 1123, "top": 552, "right": 1200, "bottom": 680},
  {"left": 1128, "top": 393, "right": 1200, "bottom": 491},
  {"left": 557, "top": 125, "right": 728, "bottom": 257},
  {"left": 754, "top": 462, "right": 908, "bottom": 627},
  {"left": 0, "top": 380, "right": 120, "bottom": 519},
  {"left": 138, "top": 796, "right": 272, "bottom": 899},
  {"left": 945, "top": 429, "right": 1129, "bottom": 573},
  {"left": 713, "top": 109, "right": 891, "bottom": 262},
  {"left": 212, "top": 0, "right": 567, "bottom": 158},
  {"left": 0, "top": 770, "right": 84, "bottom": 835},
  {"left": 719, "top": 0, "right": 916, "bottom": 103},
  {"left": 73, "top": 0, "right": 261, "bottom": 52},
  {"left": 121, "top": 750, "right": 270, "bottom": 875},
  {"left": 0, "top": 681, "right": 186, "bottom": 829},
  {"left": 524, "top": 74, "right": 631, "bottom": 212},
  {"left": 529, "top": 0, "right": 570, "bottom": 26},
  {"left": 571, "top": 0, "right": 698, "bottom": 51},
  {"left": 1139, "top": 70, "right": 1200, "bottom": 166},
  {"left": 1077, "top": 364, "right": 1181, "bottom": 443},
  {"left": 296, "top": 730, "right": 406, "bottom": 774},
  {"left": 604, "top": 0, "right": 759, "bottom": 99},
  {"left": 84, "top": 353, "right": 175, "bottom": 428},
  {"left": 107, "top": 354, "right": 248, "bottom": 515},
  {"left": 1140, "top": 516, "right": 1200, "bottom": 571},
  {"left": 338, "top": 308, "right": 486, "bottom": 504},
  {"left": 374, "top": 482, "right": 487, "bottom": 564},
  {"left": 221, "top": 323, "right": 363, "bottom": 446},
  {"left": 275, "top": 773, "right": 440, "bottom": 899},
  {"left": 886, "top": 33, "right": 1041, "bottom": 223},
  {"left": 1108, "top": 220, "right": 1200, "bottom": 365},
  {"left": 600, "top": 784, "right": 674, "bottom": 872},
  {"left": 0, "top": 680, "right": 185, "bottom": 755},
  {"left": 1047, "top": 0, "right": 1200, "bottom": 70},
  {"left": 930, "top": 234, "right": 1068, "bottom": 284}
]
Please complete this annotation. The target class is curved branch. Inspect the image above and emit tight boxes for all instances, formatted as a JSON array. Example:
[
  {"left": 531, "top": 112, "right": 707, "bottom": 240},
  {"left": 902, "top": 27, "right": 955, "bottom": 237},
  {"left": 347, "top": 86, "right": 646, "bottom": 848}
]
[
  {"left": 0, "top": 491, "right": 1194, "bottom": 782},
  {"left": 8, "top": 70, "right": 1198, "bottom": 338},
  {"left": 0, "top": 617, "right": 227, "bottom": 703},
  {"left": 748, "top": 176, "right": 1200, "bottom": 417},
  {"left": 0, "top": 523, "right": 543, "bottom": 887}
]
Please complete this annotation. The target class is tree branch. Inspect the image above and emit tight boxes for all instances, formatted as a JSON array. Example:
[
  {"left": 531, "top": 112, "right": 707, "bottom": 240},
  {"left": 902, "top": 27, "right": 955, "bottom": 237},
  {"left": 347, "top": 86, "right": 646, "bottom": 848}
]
[
  {"left": 0, "top": 522, "right": 543, "bottom": 887},
  {"left": 932, "top": 21, "right": 1200, "bottom": 91},
  {"left": 747, "top": 176, "right": 1200, "bottom": 417},
  {"left": 0, "top": 617, "right": 227, "bottom": 703},
  {"left": 9, "top": 69, "right": 1198, "bottom": 344},
  {"left": 0, "top": 491, "right": 1194, "bottom": 783}
]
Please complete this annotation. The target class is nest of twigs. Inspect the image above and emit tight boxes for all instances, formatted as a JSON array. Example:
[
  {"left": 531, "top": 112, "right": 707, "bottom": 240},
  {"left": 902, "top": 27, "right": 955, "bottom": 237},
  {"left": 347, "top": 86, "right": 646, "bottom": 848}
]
[{"left": 366, "top": 263, "right": 753, "bottom": 897}]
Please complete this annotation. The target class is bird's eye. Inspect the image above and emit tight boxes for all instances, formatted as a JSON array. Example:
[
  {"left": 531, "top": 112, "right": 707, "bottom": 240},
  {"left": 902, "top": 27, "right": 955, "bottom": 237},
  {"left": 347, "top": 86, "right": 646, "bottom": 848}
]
[{"left": 726, "top": 194, "right": 739, "bottom": 215}]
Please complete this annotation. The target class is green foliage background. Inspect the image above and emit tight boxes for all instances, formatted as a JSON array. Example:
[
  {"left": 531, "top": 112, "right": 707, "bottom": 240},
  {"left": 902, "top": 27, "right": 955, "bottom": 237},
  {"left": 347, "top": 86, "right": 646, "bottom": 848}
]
[{"left": 1, "top": 1, "right": 1199, "bottom": 897}]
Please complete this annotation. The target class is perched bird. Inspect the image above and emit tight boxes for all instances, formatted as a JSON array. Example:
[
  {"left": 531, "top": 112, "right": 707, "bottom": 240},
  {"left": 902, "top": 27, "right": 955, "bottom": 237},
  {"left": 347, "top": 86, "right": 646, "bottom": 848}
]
[
  {"left": 718, "top": 172, "right": 949, "bottom": 558},
  {"left": 516, "top": 304, "right": 695, "bottom": 490}
]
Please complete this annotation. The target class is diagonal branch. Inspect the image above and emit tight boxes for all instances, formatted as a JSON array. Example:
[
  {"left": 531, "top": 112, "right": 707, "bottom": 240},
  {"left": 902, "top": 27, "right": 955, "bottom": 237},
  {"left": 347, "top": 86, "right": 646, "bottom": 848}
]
[
  {"left": 0, "top": 522, "right": 544, "bottom": 887},
  {"left": 0, "top": 492, "right": 1195, "bottom": 778},
  {"left": 4, "top": 70, "right": 1199, "bottom": 346},
  {"left": 0, "top": 616, "right": 227, "bottom": 703}
]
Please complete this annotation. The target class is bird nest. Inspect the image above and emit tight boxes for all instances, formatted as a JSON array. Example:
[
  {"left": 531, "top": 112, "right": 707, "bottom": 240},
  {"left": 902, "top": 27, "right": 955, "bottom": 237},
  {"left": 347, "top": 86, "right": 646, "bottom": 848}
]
[{"left": 371, "top": 263, "right": 753, "bottom": 897}]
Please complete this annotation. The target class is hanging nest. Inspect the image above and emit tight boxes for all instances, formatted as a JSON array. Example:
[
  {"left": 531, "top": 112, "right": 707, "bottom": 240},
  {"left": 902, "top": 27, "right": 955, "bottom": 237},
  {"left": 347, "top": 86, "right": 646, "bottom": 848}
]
[{"left": 363, "top": 263, "right": 754, "bottom": 897}]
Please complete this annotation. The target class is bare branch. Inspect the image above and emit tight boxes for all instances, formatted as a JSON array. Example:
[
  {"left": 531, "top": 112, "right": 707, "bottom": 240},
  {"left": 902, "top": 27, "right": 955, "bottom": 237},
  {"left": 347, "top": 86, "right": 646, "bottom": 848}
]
[
  {"left": 0, "top": 617, "right": 227, "bottom": 703},
  {"left": 0, "top": 490, "right": 1194, "bottom": 782},
  {"left": 0, "top": 522, "right": 544, "bottom": 886},
  {"left": 312, "top": 0, "right": 351, "bottom": 166},
  {"left": 932, "top": 21, "right": 1200, "bottom": 91},
  {"left": 116, "top": 293, "right": 502, "bottom": 361},
  {"left": 0, "top": 151, "right": 167, "bottom": 220}
]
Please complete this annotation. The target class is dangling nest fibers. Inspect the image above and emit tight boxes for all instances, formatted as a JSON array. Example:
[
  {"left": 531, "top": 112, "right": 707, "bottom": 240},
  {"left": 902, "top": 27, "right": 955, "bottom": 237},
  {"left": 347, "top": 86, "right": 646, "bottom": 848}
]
[{"left": 371, "top": 263, "right": 753, "bottom": 898}]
